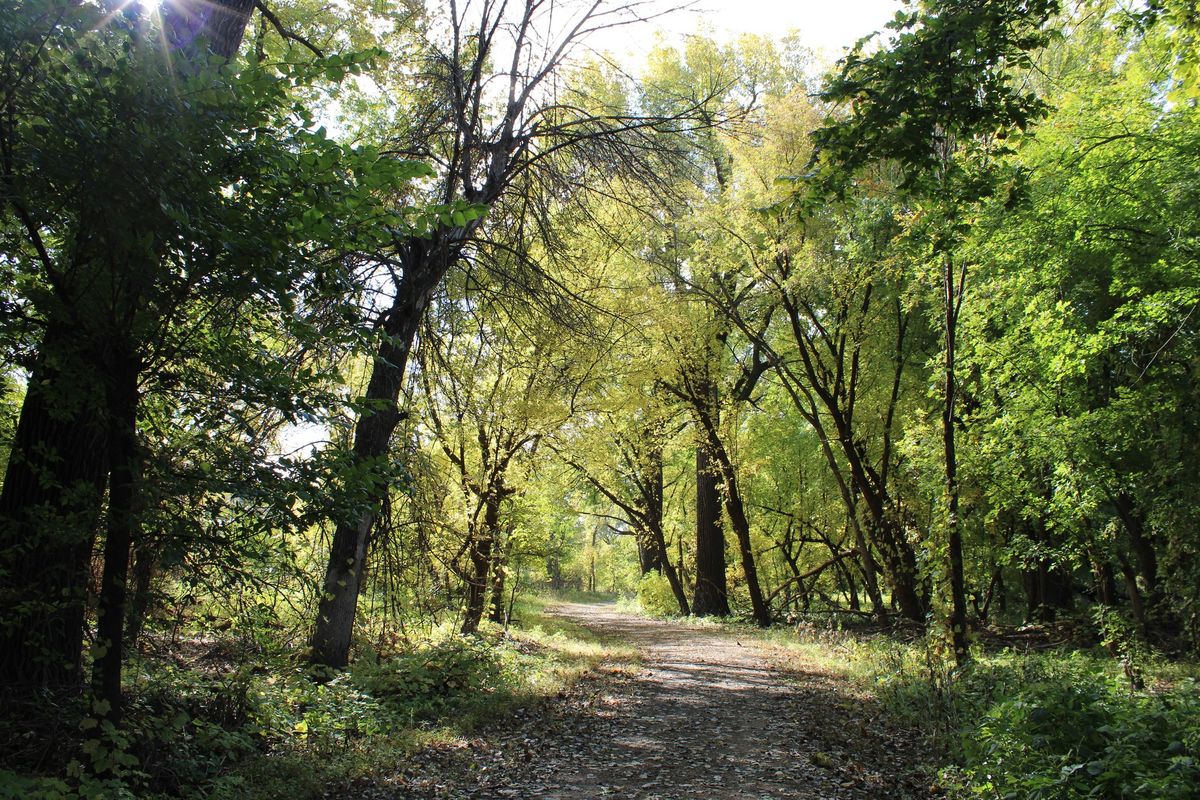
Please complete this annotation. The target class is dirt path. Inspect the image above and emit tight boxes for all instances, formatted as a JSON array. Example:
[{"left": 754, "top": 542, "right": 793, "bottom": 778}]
[{"left": 375, "top": 603, "right": 932, "bottom": 799}]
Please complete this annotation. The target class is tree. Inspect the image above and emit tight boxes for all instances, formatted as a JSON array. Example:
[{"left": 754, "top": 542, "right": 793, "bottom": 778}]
[
  {"left": 0, "top": 0, "right": 261, "bottom": 691},
  {"left": 958, "top": 6, "right": 1200, "bottom": 642},
  {"left": 310, "top": 0, "right": 711, "bottom": 667},
  {"left": 808, "top": 0, "right": 1060, "bottom": 663},
  {"left": 717, "top": 192, "right": 931, "bottom": 621},
  {"left": 639, "top": 34, "right": 811, "bottom": 624},
  {"left": 417, "top": 279, "right": 578, "bottom": 634},
  {"left": 653, "top": 285, "right": 770, "bottom": 625},
  {"left": 670, "top": 79, "right": 929, "bottom": 623},
  {"left": 0, "top": 0, "right": 426, "bottom": 717},
  {"left": 555, "top": 398, "right": 693, "bottom": 616}
]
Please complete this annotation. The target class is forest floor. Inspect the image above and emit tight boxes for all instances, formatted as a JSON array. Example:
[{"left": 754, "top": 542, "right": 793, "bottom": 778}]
[{"left": 358, "top": 602, "right": 934, "bottom": 800}]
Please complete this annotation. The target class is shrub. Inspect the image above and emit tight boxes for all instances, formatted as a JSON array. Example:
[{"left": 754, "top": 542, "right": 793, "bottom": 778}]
[
  {"left": 353, "top": 636, "right": 509, "bottom": 722},
  {"left": 635, "top": 572, "right": 678, "bottom": 617},
  {"left": 872, "top": 647, "right": 1200, "bottom": 799},
  {"left": 958, "top": 677, "right": 1200, "bottom": 799}
]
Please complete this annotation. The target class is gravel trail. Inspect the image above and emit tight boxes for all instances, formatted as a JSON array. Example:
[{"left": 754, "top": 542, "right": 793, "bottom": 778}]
[{"left": 374, "top": 602, "right": 932, "bottom": 800}]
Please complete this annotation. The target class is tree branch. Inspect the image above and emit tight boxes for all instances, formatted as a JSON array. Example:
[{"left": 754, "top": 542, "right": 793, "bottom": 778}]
[{"left": 254, "top": 1, "right": 324, "bottom": 58}]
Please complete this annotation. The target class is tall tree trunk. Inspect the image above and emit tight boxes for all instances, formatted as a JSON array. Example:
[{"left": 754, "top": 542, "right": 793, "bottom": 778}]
[
  {"left": 648, "top": 519, "right": 690, "bottom": 616},
  {"left": 161, "top": 0, "right": 256, "bottom": 59},
  {"left": 0, "top": 0, "right": 257, "bottom": 694},
  {"left": 701, "top": 422, "right": 769, "bottom": 626},
  {"left": 851, "top": 527, "right": 883, "bottom": 617},
  {"left": 0, "top": 326, "right": 110, "bottom": 688},
  {"left": 0, "top": 0, "right": 257, "bottom": 690},
  {"left": 311, "top": 254, "right": 445, "bottom": 668},
  {"left": 91, "top": 355, "right": 141, "bottom": 724},
  {"left": 942, "top": 253, "right": 969, "bottom": 665},
  {"left": 1113, "top": 493, "right": 1160, "bottom": 611},
  {"left": 462, "top": 492, "right": 500, "bottom": 635},
  {"left": 488, "top": 557, "right": 506, "bottom": 625},
  {"left": 814, "top": 430, "right": 921, "bottom": 621},
  {"left": 810, "top": 421, "right": 885, "bottom": 619},
  {"left": 692, "top": 441, "right": 729, "bottom": 616},
  {"left": 638, "top": 431, "right": 689, "bottom": 614},
  {"left": 1117, "top": 554, "right": 1148, "bottom": 634},
  {"left": 488, "top": 534, "right": 511, "bottom": 625},
  {"left": 661, "top": 552, "right": 690, "bottom": 616},
  {"left": 462, "top": 532, "right": 494, "bottom": 634},
  {"left": 641, "top": 523, "right": 690, "bottom": 615},
  {"left": 588, "top": 524, "right": 597, "bottom": 594},
  {"left": 866, "top": 515, "right": 926, "bottom": 622},
  {"left": 124, "top": 542, "right": 155, "bottom": 652}
]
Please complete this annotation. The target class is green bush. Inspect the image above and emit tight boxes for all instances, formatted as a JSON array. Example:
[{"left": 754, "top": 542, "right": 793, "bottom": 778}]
[
  {"left": 250, "top": 669, "right": 392, "bottom": 744},
  {"left": 353, "top": 636, "right": 510, "bottom": 722},
  {"left": 872, "top": 648, "right": 1200, "bottom": 799},
  {"left": 957, "top": 677, "right": 1200, "bottom": 799},
  {"left": 636, "top": 572, "right": 678, "bottom": 617}
]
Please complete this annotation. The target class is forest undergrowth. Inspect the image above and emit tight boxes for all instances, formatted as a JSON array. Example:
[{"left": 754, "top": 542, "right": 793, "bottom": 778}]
[
  {"left": 0, "top": 593, "right": 636, "bottom": 800},
  {"left": 732, "top": 609, "right": 1200, "bottom": 800},
  {"left": 4, "top": 596, "right": 1200, "bottom": 800}
]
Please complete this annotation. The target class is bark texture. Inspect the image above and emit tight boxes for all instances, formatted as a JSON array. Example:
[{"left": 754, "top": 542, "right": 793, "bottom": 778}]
[
  {"left": 461, "top": 491, "right": 501, "bottom": 634},
  {"left": 0, "top": 327, "right": 110, "bottom": 687},
  {"left": 162, "top": 0, "right": 256, "bottom": 59},
  {"left": 91, "top": 354, "right": 141, "bottom": 723},
  {"left": 697, "top": 415, "right": 769, "bottom": 626},
  {"left": 312, "top": 253, "right": 446, "bottom": 667},
  {"left": 692, "top": 442, "right": 730, "bottom": 617},
  {"left": 942, "top": 253, "right": 969, "bottom": 664}
]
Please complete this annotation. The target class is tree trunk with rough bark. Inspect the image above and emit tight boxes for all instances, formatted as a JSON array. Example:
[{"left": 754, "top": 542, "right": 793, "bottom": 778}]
[
  {"left": 124, "top": 541, "right": 156, "bottom": 653},
  {"left": 1113, "top": 493, "right": 1161, "bottom": 615},
  {"left": 311, "top": 254, "right": 447, "bottom": 667},
  {"left": 638, "top": 535, "right": 665, "bottom": 574},
  {"left": 489, "top": 533, "right": 512, "bottom": 625},
  {"left": 942, "top": 252, "right": 969, "bottom": 665},
  {"left": 161, "top": 0, "right": 256, "bottom": 60},
  {"left": 631, "top": 429, "right": 689, "bottom": 615},
  {"left": 462, "top": 491, "right": 501, "bottom": 635},
  {"left": 0, "top": 0, "right": 255, "bottom": 693},
  {"left": 692, "top": 442, "right": 730, "bottom": 616},
  {"left": 488, "top": 554, "right": 506, "bottom": 625},
  {"left": 0, "top": 327, "right": 110, "bottom": 688},
  {"left": 700, "top": 420, "right": 769, "bottom": 626},
  {"left": 91, "top": 354, "right": 141, "bottom": 724}
]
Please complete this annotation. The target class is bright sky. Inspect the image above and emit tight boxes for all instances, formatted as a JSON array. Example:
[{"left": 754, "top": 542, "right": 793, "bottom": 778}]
[{"left": 586, "top": 0, "right": 905, "bottom": 65}]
